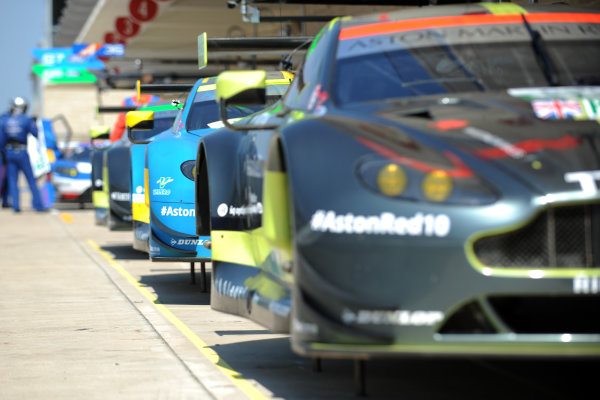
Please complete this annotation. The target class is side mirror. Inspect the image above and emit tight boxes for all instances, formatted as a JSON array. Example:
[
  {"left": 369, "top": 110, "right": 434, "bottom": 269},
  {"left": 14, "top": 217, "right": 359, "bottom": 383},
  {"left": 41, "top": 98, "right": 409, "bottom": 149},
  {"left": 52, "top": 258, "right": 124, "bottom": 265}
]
[
  {"left": 216, "top": 70, "right": 278, "bottom": 131},
  {"left": 126, "top": 110, "right": 155, "bottom": 144},
  {"left": 90, "top": 125, "right": 110, "bottom": 149}
]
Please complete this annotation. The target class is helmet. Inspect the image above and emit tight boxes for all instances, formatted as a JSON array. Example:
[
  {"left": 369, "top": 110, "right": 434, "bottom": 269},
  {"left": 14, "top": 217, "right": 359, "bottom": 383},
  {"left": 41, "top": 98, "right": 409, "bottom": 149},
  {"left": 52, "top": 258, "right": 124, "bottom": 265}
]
[{"left": 10, "top": 97, "right": 27, "bottom": 114}]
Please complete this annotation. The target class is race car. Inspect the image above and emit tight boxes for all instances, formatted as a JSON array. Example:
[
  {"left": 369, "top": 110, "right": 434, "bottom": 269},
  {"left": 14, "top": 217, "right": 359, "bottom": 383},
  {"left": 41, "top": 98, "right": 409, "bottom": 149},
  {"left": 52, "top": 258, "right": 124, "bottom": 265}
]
[
  {"left": 50, "top": 142, "right": 93, "bottom": 207},
  {"left": 103, "top": 134, "right": 134, "bottom": 230},
  {"left": 89, "top": 126, "right": 110, "bottom": 224},
  {"left": 40, "top": 115, "right": 91, "bottom": 208},
  {"left": 129, "top": 73, "right": 291, "bottom": 263},
  {"left": 128, "top": 103, "right": 182, "bottom": 252},
  {"left": 195, "top": 2, "right": 600, "bottom": 362},
  {"left": 90, "top": 102, "right": 161, "bottom": 228}
]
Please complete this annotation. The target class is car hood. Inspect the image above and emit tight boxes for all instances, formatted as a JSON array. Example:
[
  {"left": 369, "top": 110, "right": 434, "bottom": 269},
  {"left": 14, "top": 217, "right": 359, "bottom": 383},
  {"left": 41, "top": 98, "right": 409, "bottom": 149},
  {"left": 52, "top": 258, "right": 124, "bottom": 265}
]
[{"left": 335, "top": 87, "right": 600, "bottom": 197}]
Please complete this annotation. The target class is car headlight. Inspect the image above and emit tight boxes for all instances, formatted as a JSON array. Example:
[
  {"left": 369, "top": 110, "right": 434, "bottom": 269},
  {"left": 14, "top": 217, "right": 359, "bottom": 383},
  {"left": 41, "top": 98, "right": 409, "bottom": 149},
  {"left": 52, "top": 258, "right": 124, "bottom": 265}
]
[
  {"left": 422, "top": 170, "right": 453, "bottom": 202},
  {"left": 55, "top": 166, "right": 78, "bottom": 177},
  {"left": 180, "top": 160, "right": 195, "bottom": 181},
  {"left": 358, "top": 157, "right": 498, "bottom": 205},
  {"left": 76, "top": 162, "right": 92, "bottom": 174},
  {"left": 376, "top": 163, "right": 407, "bottom": 196}
]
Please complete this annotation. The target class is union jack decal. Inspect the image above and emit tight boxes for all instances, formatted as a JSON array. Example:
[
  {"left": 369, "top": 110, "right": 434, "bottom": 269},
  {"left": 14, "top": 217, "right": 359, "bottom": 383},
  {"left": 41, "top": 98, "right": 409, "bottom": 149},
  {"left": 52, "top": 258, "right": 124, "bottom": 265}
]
[{"left": 532, "top": 99, "right": 584, "bottom": 120}]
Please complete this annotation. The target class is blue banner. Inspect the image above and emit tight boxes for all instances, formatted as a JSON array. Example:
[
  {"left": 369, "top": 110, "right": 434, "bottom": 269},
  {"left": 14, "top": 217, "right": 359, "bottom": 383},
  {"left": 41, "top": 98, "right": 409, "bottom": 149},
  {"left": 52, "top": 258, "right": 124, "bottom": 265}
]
[{"left": 32, "top": 47, "right": 105, "bottom": 70}]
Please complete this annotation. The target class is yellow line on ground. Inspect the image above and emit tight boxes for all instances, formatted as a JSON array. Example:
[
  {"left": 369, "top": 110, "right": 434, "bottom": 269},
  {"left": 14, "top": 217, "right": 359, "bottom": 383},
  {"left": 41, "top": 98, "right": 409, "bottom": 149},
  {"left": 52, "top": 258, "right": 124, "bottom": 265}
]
[
  {"left": 60, "top": 212, "right": 74, "bottom": 223},
  {"left": 87, "top": 239, "right": 268, "bottom": 400}
]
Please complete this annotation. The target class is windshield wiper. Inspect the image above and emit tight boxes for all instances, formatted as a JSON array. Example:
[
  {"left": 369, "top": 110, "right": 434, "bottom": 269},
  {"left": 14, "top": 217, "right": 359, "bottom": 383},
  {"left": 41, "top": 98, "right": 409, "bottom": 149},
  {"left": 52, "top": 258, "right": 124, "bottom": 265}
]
[{"left": 522, "top": 14, "right": 559, "bottom": 86}]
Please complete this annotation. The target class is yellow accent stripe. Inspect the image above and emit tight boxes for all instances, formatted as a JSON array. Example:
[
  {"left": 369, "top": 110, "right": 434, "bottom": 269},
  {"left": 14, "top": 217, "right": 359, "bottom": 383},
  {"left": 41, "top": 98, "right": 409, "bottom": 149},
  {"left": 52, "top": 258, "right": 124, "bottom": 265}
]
[
  {"left": 265, "top": 79, "right": 291, "bottom": 85},
  {"left": 132, "top": 202, "right": 150, "bottom": 224},
  {"left": 87, "top": 239, "right": 268, "bottom": 400},
  {"left": 211, "top": 229, "right": 270, "bottom": 268},
  {"left": 126, "top": 110, "right": 154, "bottom": 128},
  {"left": 197, "top": 84, "right": 216, "bottom": 92},
  {"left": 60, "top": 212, "right": 74, "bottom": 223},
  {"left": 309, "top": 341, "right": 600, "bottom": 356},
  {"left": 144, "top": 168, "right": 150, "bottom": 206},
  {"left": 479, "top": 3, "right": 527, "bottom": 15},
  {"left": 92, "top": 190, "right": 109, "bottom": 208}
]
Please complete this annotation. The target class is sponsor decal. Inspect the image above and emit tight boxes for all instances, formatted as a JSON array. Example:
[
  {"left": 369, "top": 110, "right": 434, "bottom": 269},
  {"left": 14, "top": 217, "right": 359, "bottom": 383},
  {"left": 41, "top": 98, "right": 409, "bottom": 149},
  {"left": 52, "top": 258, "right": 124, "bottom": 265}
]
[
  {"left": 169, "top": 238, "right": 205, "bottom": 246},
  {"left": 532, "top": 99, "right": 587, "bottom": 120},
  {"left": 154, "top": 177, "right": 173, "bottom": 195},
  {"left": 217, "top": 202, "right": 263, "bottom": 217},
  {"left": 110, "top": 192, "right": 130, "bottom": 201},
  {"left": 341, "top": 308, "right": 444, "bottom": 326},
  {"left": 153, "top": 188, "right": 171, "bottom": 196},
  {"left": 307, "top": 83, "right": 328, "bottom": 111},
  {"left": 214, "top": 277, "right": 248, "bottom": 299},
  {"left": 573, "top": 275, "right": 600, "bottom": 294},
  {"left": 264, "top": 298, "right": 290, "bottom": 317},
  {"left": 292, "top": 318, "right": 319, "bottom": 336},
  {"left": 310, "top": 210, "right": 451, "bottom": 237},
  {"left": 136, "top": 185, "right": 143, "bottom": 194},
  {"left": 509, "top": 87, "right": 600, "bottom": 120},
  {"left": 94, "top": 178, "right": 102, "bottom": 187},
  {"left": 565, "top": 170, "right": 600, "bottom": 195},
  {"left": 160, "top": 205, "right": 195, "bottom": 217}
]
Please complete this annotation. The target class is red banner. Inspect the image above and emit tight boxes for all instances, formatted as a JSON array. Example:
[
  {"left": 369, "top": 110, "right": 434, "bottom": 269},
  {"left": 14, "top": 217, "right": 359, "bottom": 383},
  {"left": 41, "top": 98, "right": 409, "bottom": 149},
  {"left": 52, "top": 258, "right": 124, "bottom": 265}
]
[
  {"left": 129, "top": 0, "right": 158, "bottom": 23},
  {"left": 115, "top": 16, "right": 140, "bottom": 38}
]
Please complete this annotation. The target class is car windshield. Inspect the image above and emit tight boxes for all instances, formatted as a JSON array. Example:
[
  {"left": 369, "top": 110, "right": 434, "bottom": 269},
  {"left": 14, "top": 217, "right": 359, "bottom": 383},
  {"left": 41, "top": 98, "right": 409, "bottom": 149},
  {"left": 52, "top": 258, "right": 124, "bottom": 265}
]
[
  {"left": 334, "top": 16, "right": 600, "bottom": 104},
  {"left": 65, "top": 146, "right": 91, "bottom": 161},
  {"left": 186, "top": 82, "right": 289, "bottom": 131},
  {"left": 185, "top": 101, "right": 261, "bottom": 131},
  {"left": 135, "top": 114, "right": 177, "bottom": 141}
]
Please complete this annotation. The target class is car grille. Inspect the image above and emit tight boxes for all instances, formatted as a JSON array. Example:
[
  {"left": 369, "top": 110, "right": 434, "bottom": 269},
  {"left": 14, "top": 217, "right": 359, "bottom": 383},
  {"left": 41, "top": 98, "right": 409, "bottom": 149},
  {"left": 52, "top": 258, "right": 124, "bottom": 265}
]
[
  {"left": 438, "top": 295, "right": 600, "bottom": 334},
  {"left": 473, "top": 204, "right": 600, "bottom": 269}
]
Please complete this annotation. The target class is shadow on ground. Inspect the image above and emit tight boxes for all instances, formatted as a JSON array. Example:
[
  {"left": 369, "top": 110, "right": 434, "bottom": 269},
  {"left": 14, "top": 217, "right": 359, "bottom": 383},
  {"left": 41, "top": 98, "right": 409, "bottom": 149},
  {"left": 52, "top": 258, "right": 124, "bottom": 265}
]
[
  {"left": 211, "top": 337, "right": 600, "bottom": 400},
  {"left": 139, "top": 271, "right": 211, "bottom": 306},
  {"left": 101, "top": 244, "right": 149, "bottom": 260}
]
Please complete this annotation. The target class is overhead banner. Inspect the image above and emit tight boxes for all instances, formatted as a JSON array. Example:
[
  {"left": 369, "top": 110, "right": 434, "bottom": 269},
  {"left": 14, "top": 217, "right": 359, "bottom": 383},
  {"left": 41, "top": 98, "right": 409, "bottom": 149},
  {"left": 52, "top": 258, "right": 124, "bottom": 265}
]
[
  {"left": 32, "top": 47, "right": 105, "bottom": 70},
  {"left": 72, "top": 43, "right": 126, "bottom": 58}
]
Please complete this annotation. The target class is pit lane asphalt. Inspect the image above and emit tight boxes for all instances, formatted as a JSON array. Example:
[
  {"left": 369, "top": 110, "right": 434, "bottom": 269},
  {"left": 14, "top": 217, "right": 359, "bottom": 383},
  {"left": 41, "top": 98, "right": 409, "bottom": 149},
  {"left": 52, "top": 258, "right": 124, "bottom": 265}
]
[{"left": 1, "top": 201, "right": 598, "bottom": 400}]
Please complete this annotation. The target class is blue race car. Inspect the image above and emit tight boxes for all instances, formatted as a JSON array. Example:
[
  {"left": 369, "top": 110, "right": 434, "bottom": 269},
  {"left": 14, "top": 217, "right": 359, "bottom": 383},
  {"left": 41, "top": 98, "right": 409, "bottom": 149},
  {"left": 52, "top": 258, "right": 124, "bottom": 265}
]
[
  {"left": 129, "top": 74, "right": 291, "bottom": 264},
  {"left": 127, "top": 103, "right": 182, "bottom": 253},
  {"left": 51, "top": 143, "right": 93, "bottom": 207}
]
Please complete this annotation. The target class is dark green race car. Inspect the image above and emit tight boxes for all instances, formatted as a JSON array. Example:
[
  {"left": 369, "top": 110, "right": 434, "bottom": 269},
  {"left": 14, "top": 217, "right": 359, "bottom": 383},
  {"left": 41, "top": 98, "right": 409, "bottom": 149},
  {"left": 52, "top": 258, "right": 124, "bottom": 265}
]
[{"left": 195, "top": 2, "right": 600, "bottom": 361}]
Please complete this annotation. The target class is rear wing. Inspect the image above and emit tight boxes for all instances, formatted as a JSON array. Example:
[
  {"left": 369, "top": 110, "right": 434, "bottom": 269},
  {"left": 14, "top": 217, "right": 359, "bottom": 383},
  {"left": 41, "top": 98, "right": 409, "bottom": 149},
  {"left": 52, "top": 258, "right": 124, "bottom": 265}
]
[
  {"left": 91, "top": 106, "right": 138, "bottom": 145},
  {"left": 136, "top": 82, "right": 195, "bottom": 104},
  {"left": 97, "top": 106, "right": 137, "bottom": 113},
  {"left": 198, "top": 33, "right": 313, "bottom": 70}
]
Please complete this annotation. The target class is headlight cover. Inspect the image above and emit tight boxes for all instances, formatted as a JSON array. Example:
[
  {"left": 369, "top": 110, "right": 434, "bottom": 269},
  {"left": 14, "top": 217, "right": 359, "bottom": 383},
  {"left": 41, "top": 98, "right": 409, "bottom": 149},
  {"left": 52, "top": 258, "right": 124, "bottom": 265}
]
[
  {"left": 180, "top": 160, "right": 196, "bottom": 181},
  {"left": 76, "top": 162, "right": 92, "bottom": 174},
  {"left": 55, "top": 166, "right": 78, "bottom": 177},
  {"left": 357, "top": 156, "right": 498, "bottom": 205}
]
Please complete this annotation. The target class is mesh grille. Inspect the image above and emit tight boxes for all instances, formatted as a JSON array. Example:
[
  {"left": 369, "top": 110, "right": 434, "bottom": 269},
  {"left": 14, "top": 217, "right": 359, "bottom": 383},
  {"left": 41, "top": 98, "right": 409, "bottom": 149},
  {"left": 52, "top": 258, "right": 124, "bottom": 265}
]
[{"left": 473, "top": 204, "right": 600, "bottom": 269}]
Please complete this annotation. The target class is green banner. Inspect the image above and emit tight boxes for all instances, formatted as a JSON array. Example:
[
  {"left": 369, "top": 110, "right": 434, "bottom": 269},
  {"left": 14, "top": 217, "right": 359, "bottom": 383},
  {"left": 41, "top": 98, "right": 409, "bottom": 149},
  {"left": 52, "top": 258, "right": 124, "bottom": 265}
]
[{"left": 32, "top": 64, "right": 97, "bottom": 84}]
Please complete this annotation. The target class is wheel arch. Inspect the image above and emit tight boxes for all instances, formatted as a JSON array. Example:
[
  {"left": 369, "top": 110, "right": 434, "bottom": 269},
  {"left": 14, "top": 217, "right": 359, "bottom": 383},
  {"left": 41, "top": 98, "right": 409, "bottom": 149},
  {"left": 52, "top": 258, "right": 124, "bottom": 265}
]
[
  {"left": 262, "top": 133, "right": 293, "bottom": 256},
  {"left": 195, "top": 142, "right": 211, "bottom": 236}
]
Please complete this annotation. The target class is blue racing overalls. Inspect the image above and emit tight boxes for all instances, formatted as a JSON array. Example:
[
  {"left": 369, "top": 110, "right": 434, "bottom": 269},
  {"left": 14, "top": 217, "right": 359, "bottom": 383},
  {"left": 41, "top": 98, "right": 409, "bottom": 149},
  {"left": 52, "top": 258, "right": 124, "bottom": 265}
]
[{"left": 0, "top": 113, "right": 45, "bottom": 212}]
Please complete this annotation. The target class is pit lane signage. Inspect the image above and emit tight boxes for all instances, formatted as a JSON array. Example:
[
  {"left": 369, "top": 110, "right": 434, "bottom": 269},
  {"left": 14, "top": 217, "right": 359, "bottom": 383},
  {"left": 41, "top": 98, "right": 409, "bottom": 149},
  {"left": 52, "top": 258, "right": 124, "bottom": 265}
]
[
  {"left": 32, "top": 47, "right": 105, "bottom": 70},
  {"left": 31, "top": 65, "right": 97, "bottom": 84}
]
